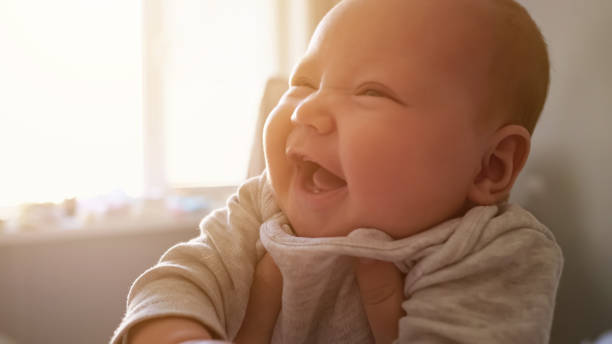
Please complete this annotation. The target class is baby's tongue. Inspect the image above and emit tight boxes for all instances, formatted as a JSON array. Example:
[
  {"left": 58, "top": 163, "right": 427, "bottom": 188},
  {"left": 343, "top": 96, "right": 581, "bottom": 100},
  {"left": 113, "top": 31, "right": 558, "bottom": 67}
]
[{"left": 312, "top": 166, "right": 346, "bottom": 191}]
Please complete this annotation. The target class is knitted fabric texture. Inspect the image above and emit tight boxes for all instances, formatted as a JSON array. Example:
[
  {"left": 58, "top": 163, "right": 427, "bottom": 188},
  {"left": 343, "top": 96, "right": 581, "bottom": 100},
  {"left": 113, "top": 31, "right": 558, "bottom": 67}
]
[{"left": 111, "top": 173, "right": 563, "bottom": 344}]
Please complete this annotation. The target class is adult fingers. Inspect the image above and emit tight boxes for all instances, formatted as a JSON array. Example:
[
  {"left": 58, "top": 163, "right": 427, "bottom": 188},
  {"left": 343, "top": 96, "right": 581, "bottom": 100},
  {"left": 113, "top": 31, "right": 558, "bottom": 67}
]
[
  {"left": 234, "top": 253, "right": 283, "bottom": 344},
  {"left": 355, "top": 258, "right": 405, "bottom": 344}
]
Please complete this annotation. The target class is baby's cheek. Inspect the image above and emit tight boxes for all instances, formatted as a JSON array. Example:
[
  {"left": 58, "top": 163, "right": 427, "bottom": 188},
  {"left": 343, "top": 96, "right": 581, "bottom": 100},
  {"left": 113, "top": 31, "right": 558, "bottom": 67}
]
[
  {"left": 349, "top": 161, "right": 410, "bottom": 212},
  {"left": 347, "top": 162, "right": 433, "bottom": 236},
  {"left": 263, "top": 112, "right": 293, "bottom": 202}
]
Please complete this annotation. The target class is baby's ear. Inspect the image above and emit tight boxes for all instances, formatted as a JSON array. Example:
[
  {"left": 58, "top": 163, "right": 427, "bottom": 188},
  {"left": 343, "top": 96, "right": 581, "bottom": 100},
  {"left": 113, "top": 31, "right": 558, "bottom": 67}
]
[{"left": 468, "top": 125, "right": 531, "bottom": 205}]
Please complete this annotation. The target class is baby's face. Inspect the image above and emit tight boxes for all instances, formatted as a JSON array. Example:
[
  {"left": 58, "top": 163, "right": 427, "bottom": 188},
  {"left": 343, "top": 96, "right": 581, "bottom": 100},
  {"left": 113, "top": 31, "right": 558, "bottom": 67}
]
[{"left": 264, "top": 0, "right": 497, "bottom": 238}]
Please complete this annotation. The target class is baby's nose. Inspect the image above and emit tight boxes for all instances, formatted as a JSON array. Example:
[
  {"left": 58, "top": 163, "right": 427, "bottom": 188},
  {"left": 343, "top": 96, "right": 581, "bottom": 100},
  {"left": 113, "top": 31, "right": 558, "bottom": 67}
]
[{"left": 290, "top": 92, "right": 335, "bottom": 134}]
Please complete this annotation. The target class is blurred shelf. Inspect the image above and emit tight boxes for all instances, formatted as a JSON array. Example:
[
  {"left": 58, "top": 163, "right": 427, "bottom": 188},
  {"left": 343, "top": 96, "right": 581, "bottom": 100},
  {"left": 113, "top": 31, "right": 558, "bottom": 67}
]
[{"left": 0, "top": 212, "right": 209, "bottom": 246}]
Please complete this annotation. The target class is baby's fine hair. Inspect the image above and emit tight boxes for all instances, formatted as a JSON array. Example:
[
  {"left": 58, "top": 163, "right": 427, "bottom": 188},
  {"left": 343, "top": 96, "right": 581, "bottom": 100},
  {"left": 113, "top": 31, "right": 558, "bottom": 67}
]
[{"left": 486, "top": 0, "right": 550, "bottom": 134}]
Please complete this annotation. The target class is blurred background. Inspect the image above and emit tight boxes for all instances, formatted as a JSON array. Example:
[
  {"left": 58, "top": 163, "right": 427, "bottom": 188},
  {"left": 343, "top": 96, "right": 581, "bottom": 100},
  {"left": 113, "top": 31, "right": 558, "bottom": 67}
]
[{"left": 0, "top": 0, "right": 610, "bottom": 343}]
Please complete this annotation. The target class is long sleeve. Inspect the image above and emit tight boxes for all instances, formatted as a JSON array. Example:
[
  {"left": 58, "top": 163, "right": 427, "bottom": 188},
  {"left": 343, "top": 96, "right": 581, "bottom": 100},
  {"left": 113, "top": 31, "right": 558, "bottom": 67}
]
[
  {"left": 397, "top": 209, "right": 563, "bottom": 343},
  {"left": 110, "top": 172, "right": 281, "bottom": 344}
]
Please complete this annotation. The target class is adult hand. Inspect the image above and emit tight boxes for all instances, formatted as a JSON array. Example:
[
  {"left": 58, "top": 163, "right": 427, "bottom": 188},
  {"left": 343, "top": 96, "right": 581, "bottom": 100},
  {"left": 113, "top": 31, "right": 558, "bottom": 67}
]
[
  {"left": 355, "top": 258, "right": 406, "bottom": 344},
  {"left": 234, "top": 253, "right": 283, "bottom": 344}
]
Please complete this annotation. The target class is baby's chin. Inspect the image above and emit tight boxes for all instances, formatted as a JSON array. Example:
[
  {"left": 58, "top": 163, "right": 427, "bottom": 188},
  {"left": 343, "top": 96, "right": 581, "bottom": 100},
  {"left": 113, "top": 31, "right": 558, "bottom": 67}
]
[
  {"left": 286, "top": 215, "right": 355, "bottom": 238},
  {"left": 283, "top": 205, "right": 407, "bottom": 239},
  {"left": 290, "top": 216, "right": 448, "bottom": 240}
]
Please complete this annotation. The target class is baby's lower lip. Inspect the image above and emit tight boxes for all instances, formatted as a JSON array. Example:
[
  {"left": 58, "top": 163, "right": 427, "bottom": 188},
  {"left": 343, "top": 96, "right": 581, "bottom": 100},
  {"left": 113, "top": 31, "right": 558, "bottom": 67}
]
[
  {"left": 311, "top": 164, "right": 347, "bottom": 192},
  {"left": 294, "top": 163, "right": 347, "bottom": 205}
]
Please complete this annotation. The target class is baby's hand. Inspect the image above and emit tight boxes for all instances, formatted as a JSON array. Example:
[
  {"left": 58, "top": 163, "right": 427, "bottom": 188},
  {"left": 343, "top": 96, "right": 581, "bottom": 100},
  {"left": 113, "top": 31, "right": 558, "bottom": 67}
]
[
  {"left": 234, "top": 253, "right": 283, "bottom": 344},
  {"left": 355, "top": 258, "right": 406, "bottom": 344}
]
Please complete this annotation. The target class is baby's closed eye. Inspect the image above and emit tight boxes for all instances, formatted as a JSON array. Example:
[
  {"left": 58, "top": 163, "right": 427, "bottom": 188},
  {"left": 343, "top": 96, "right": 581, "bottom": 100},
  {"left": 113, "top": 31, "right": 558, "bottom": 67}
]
[
  {"left": 356, "top": 82, "right": 406, "bottom": 105},
  {"left": 360, "top": 89, "right": 386, "bottom": 97}
]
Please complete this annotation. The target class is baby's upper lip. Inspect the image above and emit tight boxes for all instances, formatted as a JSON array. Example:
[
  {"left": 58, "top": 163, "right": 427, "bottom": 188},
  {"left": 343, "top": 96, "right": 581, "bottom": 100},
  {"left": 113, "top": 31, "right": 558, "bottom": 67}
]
[{"left": 285, "top": 145, "right": 346, "bottom": 182}]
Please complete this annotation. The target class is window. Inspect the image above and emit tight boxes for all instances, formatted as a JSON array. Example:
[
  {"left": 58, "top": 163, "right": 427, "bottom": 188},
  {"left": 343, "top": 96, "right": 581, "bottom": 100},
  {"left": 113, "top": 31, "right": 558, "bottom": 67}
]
[
  {"left": 152, "top": 0, "right": 278, "bottom": 189},
  {"left": 0, "top": 0, "right": 142, "bottom": 207},
  {"left": 0, "top": 0, "right": 279, "bottom": 212}
]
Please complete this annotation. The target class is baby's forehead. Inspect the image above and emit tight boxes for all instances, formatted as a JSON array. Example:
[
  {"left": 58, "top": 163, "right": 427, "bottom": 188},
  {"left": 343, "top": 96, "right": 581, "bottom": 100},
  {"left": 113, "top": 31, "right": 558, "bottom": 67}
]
[
  {"left": 313, "top": 1, "right": 540, "bottom": 84},
  {"left": 315, "top": 0, "right": 548, "bottom": 132},
  {"left": 326, "top": 0, "right": 502, "bottom": 61},
  {"left": 337, "top": 0, "right": 494, "bottom": 30}
]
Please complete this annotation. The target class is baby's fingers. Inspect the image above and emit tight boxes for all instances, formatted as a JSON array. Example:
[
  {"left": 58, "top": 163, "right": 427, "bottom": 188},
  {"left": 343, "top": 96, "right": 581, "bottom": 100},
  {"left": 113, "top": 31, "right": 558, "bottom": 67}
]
[{"left": 355, "top": 258, "right": 405, "bottom": 344}]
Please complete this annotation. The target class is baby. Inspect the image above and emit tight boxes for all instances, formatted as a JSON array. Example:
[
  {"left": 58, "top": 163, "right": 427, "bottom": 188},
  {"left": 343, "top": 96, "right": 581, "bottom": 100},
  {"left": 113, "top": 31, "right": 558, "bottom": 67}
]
[{"left": 112, "top": 0, "right": 563, "bottom": 343}]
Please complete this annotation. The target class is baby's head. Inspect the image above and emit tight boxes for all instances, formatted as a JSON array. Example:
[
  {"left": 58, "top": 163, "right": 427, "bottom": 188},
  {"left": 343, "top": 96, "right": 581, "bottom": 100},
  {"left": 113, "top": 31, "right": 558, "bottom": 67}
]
[{"left": 263, "top": 0, "right": 549, "bottom": 238}]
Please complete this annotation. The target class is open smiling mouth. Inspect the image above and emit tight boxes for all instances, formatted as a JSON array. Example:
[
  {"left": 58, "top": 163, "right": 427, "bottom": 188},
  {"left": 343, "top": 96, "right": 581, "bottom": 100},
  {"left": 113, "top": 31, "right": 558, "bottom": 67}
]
[{"left": 298, "top": 160, "right": 348, "bottom": 194}]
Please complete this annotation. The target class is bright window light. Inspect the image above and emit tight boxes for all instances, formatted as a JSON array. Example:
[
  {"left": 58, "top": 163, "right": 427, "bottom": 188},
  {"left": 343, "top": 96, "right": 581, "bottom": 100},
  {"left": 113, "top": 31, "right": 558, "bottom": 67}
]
[
  {"left": 0, "top": 0, "right": 142, "bottom": 207},
  {"left": 160, "top": 1, "right": 277, "bottom": 187},
  {"left": 0, "top": 0, "right": 279, "bottom": 209}
]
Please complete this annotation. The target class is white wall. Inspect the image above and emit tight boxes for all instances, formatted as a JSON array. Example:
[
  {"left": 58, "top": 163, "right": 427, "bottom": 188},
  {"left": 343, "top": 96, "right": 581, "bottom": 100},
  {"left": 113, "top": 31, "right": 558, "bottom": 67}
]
[{"left": 511, "top": 1, "right": 612, "bottom": 342}]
